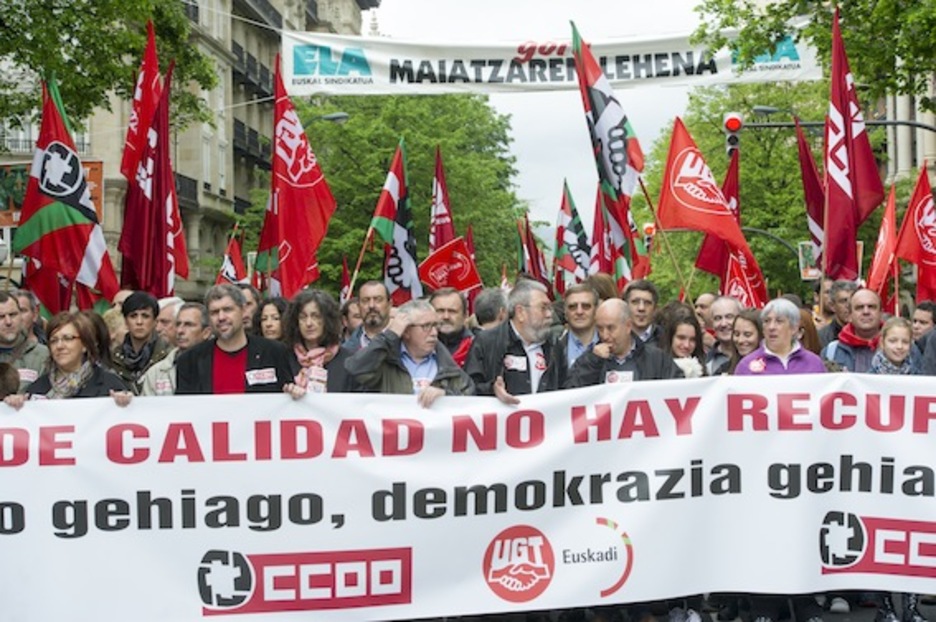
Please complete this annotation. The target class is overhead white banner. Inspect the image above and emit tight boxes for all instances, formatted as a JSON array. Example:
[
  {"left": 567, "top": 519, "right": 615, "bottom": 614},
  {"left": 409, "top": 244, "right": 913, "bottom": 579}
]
[
  {"left": 2, "top": 374, "right": 936, "bottom": 621},
  {"left": 281, "top": 28, "right": 821, "bottom": 96}
]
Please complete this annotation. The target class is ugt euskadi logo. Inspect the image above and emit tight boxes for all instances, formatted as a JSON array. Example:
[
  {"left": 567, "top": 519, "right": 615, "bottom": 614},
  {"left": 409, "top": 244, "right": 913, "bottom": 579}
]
[
  {"left": 820, "top": 511, "right": 936, "bottom": 578},
  {"left": 197, "top": 547, "right": 412, "bottom": 615}
]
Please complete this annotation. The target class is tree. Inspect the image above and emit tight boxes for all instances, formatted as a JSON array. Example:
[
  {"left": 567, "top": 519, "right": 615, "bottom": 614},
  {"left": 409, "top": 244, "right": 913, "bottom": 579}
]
[
  {"left": 633, "top": 80, "right": 903, "bottom": 302},
  {"left": 692, "top": 0, "right": 936, "bottom": 110},
  {"left": 0, "top": 1, "right": 216, "bottom": 127},
  {"left": 239, "top": 94, "right": 525, "bottom": 293}
]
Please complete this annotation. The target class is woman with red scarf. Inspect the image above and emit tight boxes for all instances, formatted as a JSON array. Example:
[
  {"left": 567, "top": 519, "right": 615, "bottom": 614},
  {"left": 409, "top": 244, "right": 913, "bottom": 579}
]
[{"left": 282, "top": 290, "right": 359, "bottom": 395}]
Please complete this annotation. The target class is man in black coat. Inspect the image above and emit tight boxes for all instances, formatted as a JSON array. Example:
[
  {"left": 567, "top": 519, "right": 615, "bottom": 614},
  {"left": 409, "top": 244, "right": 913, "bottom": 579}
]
[{"left": 176, "top": 284, "right": 292, "bottom": 394}]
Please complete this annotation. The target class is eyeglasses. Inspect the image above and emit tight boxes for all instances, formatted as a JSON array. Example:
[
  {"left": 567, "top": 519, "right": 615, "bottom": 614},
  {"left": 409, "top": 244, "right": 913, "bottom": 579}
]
[
  {"left": 566, "top": 302, "right": 594, "bottom": 311},
  {"left": 411, "top": 322, "right": 441, "bottom": 332},
  {"left": 49, "top": 334, "right": 80, "bottom": 346}
]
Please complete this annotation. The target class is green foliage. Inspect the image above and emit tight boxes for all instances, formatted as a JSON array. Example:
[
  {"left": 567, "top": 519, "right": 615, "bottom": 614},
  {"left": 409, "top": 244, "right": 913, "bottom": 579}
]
[
  {"left": 237, "top": 94, "right": 525, "bottom": 294},
  {"left": 634, "top": 81, "right": 900, "bottom": 303},
  {"left": 692, "top": 0, "right": 936, "bottom": 110},
  {"left": 0, "top": 0, "right": 216, "bottom": 127}
]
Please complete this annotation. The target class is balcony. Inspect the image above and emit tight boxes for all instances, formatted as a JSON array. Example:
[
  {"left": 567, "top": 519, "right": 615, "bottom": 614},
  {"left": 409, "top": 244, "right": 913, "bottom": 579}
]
[
  {"left": 306, "top": 0, "right": 318, "bottom": 24},
  {"left": 234, "top": 196, "right": 251, "bottom": 215},
  {"left": 184, "top": 0, "right": 200, "bottom": 23},
  {"left": 246, "top": 53, "right": 258, "bottom": 84},
  {"left": 247, "top": 128, "right": 260, "bottom": 158},
  {"left": 237, "top": 0, "right": 282, "bottom": 30},
  {"left": 258, "top": 64, "right": 273, "bottom": 98},
  {"left": 1, "top": 136, "right": 89, "bottom": 155},
  {"left": 175, "top": 174, "right": 199, "bottom": 209},
  {"left": 355, "top": 0, "right": 381, "bottom": 8},
  {"left": 233, "top": 119, "right": 248, "bottom": 154},
  {"left": 231, "top": 42, "right": 246, "bottom": 83}
]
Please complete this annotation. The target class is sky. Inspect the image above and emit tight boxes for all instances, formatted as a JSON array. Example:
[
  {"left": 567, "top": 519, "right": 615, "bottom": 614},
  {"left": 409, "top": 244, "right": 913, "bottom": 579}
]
[{"left": 371, "top": 0, "right": 701, "bottom": 234}]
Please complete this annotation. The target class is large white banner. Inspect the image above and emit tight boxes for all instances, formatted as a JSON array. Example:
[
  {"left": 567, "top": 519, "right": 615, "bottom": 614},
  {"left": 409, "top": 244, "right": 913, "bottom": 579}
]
[
  {"left": 3, "top": 374, "right": 936, "bottom": 621},
  {"left": 281, "top": 28, "right": 821, "bottom": 96}
]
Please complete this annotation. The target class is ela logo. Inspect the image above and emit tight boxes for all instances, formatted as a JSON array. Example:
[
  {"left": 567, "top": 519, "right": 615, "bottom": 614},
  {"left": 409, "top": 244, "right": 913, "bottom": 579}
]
[
  {"left": 293, "top": 45, "right": 371, "bottom": 77},
  {"left": 482, "top": 525, "right": 554, "bottom": 603}
]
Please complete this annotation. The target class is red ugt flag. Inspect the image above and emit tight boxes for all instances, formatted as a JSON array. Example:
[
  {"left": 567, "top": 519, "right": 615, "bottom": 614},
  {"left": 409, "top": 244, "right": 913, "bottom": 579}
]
[
  {"left": 419, "top": 237, "right": 483, "bottom": 293},
  {"left": 895, "top": 165, "right": 936, "bottom": 301},
  {"left": 694, "top": 149, "right": 739, "bottom": 277},
  {"left": 867, "top": 185, "right": 897, "bottom": 299}
]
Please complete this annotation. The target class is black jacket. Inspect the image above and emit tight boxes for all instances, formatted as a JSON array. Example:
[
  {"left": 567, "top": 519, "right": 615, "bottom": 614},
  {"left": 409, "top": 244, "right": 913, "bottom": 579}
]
[
  {"left": 464, "top": 321, "right": 564, "bottom": 396},
  {"left": 27, "top": 365, "right": 129, "bottom": 398},
  {"left": 175, "top": 335, "right": 293, "bottom": 394},
  {"left": 344, "top": 331, "right": 474, "bottom": 396},
  {"left": 565, "top": 337, "right": 683, "bottom": 388}
]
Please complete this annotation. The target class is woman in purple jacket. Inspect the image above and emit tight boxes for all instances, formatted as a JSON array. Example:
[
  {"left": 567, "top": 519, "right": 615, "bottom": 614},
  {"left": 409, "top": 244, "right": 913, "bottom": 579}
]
[{"left": 734, "top": 298, "right": 826, "bottom": 376}]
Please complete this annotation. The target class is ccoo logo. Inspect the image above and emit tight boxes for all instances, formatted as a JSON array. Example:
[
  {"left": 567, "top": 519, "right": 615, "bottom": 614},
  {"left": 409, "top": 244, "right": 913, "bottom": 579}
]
[
  {"left": 482, "top": 525, "right": 555, "bottom": 603},
  {"left": 820, "top": 511, "right": 936, "bottom": 578}
]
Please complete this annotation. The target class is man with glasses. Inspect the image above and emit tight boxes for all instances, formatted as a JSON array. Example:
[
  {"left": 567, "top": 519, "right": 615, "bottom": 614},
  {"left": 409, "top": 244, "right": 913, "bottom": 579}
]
[
  {"left": 465, "top": 279, "right": 563, "bottom": 404},
  {"left": 556, "top": 283, "right": 599, "bottom": 369},
  {"left": 345, "top": 298, "right": 473, "bottom": 407}
]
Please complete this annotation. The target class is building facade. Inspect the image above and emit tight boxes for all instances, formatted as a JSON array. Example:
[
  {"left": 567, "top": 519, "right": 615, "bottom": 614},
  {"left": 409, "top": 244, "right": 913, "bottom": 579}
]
[{"left": 0, "top": 0, "right": 378, "bottom": 298}]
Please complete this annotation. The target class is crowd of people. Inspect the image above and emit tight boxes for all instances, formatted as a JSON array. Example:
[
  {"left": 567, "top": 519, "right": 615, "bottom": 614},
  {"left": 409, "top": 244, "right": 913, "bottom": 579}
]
[{"left": 0, "top": 273, "right": 931, "bottom": 622}]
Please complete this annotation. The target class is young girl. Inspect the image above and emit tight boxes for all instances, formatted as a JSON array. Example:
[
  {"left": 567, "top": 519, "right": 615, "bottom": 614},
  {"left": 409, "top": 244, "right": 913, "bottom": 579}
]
[
  {"left": 661, "top": 311, "right": 707, "bottom": 378},
  {"left": 869, "top": 317, "right": 927, "bottom": 622}
]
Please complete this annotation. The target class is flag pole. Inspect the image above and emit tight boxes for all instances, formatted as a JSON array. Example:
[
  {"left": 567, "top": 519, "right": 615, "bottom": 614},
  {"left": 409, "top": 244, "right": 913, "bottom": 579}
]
[
  {"left": 638, "top": 177, "right": 689, "bottom": 293},
  {"left": 347, "top": 227, "right": 374, "bottom": 299}
]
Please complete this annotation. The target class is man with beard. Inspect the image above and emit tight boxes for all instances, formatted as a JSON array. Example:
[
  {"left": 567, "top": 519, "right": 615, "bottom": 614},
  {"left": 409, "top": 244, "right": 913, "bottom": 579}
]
[
  {"left": 0, "top": 292, "right": 48, "bottom": 392},
  {"left": 110, "top": 291, "right": 173, "bottom": 395},
  {"left": 176, "top": 284, "right": 292, "bottom": 394},
  {"left": 345, "top": 299, "right": 473, "bottom": 407},
  {"left": 465, "top": 279, "right": 563, "bottom": 404},
  {"left": 343, "top": 281, "right": 392, "bottom": 352},
  {"left": 429, "top": 287, "right": 475, "bottom": 367},
  {"left": 566, "top": 298, "right": 682, "bottom": 387}
]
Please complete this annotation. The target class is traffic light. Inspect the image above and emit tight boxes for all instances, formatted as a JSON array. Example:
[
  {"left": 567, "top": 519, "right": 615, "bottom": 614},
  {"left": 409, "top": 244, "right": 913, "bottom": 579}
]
[{"left": 723, "top": 112, "right": 743, "bottom": 157}]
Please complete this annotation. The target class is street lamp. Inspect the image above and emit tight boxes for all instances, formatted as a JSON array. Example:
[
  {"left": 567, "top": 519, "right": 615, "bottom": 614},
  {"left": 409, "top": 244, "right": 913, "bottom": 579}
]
[
  {"left": 745, "top": 103, "right": 936, "bottom": 134},
  {"left": 313, "top": 111, "right": 350, "bottom": 124}
]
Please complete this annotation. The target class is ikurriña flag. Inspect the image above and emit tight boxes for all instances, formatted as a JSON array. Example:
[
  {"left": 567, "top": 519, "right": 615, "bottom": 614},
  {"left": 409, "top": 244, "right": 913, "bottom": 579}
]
[
  {"left": 119, "top": 61, "right": 188, "bottom": 297},
  {"left": 571, "top": 21, "right": 648, "bottom": 288},
  {"left": 13, "top": 77, "right": 119, "bottom": 305},
  {"left": 371, "top": 138, "right": 422, "bottom": 305},
  {"left": 823, "top": 6, "right": 884, "bottom": 280},
  {"left": 895, "top": 165, "right": 936, "bottom": 301},
  {"left": 553, "top": 180, "right": 591, "bottom": 295},
  {"left": 256, "top": 54, "right": 337, "bottom": 298}
]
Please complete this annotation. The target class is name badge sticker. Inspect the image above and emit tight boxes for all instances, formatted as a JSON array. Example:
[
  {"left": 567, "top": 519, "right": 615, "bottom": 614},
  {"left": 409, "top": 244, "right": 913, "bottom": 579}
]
[{"left": 246, "top": 368, "right": 277, "bottom": 385}]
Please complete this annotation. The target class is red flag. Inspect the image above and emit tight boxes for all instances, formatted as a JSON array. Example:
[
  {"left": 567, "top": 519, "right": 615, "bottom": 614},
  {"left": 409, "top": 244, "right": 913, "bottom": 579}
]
[
  {"left": 216, "top": 235, "right": 247, "bottom": 285},
  {"left": 723, "top": 251, "right": 766, "bottom": 309},
  {"left": 823, "top": 7, "right": 884, "bottom": 279},
  {"left": 256, "top": 54, "right": 337, "bottom": 299},
  {"left": 119, "top": 62, "right": 187, "bottom": 297},
  {"left": 867, "top": 185, "right": 897, "bottom": 298},
  {"left": 895, "top": 165, "right": 936, "bottom": 301},
  {"left": 419, "top": 237, "right": 483, "bottom": 293},
  {"left": 500, "top": 263, "right": 510, "bottom": 291},
  {"left": 589, "top": 185, "right": 613, "bottom": 276},
  {"left": 553, "top": 181, "right": 591, "bottom": 295},
  {"left": 694, "top": 149, "right": 739, "bottom": 277},
  {"left": 339, "top": 256, "right": 351, "bottom": 307},
  {"left": 13, "top": 79, "right": 119, "bottom": 302},
  {"left": 429, "top": 146, "right": 456, "bottom": 253},
  {"left": 120, "top": 20, "right": 162, "bottom": 181},
  {"left": 465, "top": 224, "right": 477, "bottom": 262},
  {"left": 795, "top": 117, "right": 825, "bottom": 266},
  {"left": 22, "top": 258, "right": 71, "bottom": 316},
  {"left": 658, "top": 117, "right": 767, "bottom": 304}
]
